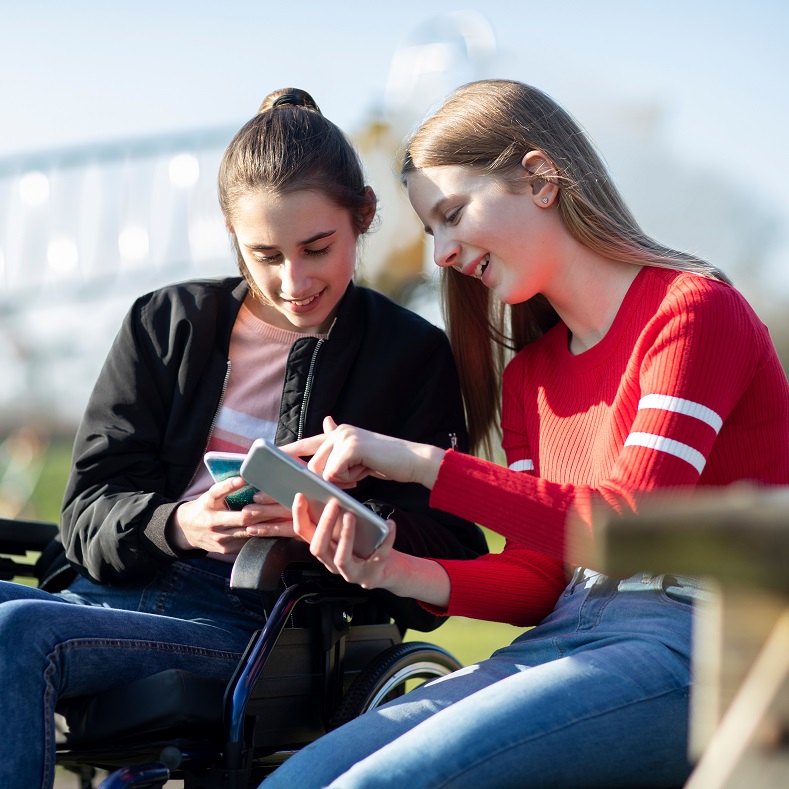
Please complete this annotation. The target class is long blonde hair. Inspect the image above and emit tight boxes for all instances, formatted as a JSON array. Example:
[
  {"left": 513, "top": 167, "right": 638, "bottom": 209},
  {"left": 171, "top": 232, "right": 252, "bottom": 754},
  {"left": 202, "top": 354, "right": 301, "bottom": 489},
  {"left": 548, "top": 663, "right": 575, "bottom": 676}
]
[{"left": 401, "top": 79, "right": 728, "bottom": 456}]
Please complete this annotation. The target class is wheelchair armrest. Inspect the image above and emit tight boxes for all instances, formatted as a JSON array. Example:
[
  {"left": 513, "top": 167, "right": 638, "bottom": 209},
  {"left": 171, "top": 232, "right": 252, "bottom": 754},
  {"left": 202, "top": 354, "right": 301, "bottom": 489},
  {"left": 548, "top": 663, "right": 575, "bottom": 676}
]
[
  {"left": 230, "top": 537, "right": 316, "bottom": 592},
  {"left": 0, "top": 517, "right": 59, "bottom": 555}
]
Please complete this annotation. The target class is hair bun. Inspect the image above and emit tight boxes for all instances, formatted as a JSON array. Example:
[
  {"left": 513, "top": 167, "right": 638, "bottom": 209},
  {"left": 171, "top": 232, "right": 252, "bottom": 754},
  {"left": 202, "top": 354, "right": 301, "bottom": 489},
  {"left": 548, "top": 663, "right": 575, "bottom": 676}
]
[
  {"left": 272, "top": 92, "right": 306, "bottom": 108},
  {"left": 258, "top": 88, "right": 321, "bottom": 115}
]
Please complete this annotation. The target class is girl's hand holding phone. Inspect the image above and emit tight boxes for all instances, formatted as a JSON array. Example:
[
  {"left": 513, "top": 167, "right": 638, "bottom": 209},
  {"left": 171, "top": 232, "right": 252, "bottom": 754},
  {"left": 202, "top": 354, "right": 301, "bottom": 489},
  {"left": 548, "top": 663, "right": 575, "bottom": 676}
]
[
  {"left": 170, "top": 476, "right": 256, "bottom": 560},
  {"left": 291, "top": 491, "right": 452, "bottom": 607},
  {"left": 244, "top": 489, "right": 296, "bottom": 538},
  {"left": 170, "top": 476, "right": 296, "bottom": 561},
  {"left": 292, "top": 493, "right": 398, "bottom": 590},
  {"left": 202, "top": 450, "right": 297, "bottom": 541}
]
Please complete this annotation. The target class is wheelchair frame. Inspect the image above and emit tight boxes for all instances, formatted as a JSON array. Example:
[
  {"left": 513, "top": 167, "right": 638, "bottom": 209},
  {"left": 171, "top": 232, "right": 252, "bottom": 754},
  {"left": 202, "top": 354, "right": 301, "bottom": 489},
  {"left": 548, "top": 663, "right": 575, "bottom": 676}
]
[{"left": 0, "top": 519, "right": 462, "bottom": 788}]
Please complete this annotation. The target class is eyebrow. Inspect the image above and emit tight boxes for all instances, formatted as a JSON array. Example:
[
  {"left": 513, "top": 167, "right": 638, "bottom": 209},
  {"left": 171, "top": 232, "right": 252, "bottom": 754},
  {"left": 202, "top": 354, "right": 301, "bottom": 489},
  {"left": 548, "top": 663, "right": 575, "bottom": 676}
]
[{"left": 244, "top": 229, "right": 336, "bottom": 251}]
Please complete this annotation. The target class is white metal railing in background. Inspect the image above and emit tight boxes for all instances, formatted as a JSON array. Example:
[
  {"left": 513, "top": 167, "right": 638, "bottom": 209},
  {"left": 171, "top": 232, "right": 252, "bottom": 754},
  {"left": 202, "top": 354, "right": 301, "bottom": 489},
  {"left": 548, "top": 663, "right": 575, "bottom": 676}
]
[
  {"left": 0, "top": 128, "right": 239, "bottom": 429},
  {"left": 0, "top": 127, "right": 237, "bottom": 307}
]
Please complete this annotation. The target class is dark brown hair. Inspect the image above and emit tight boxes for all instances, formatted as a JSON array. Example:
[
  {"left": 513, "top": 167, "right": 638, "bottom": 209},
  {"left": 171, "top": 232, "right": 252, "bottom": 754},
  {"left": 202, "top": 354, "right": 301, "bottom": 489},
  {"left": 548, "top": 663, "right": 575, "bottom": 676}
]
[{"left": 218, "top": 87, "right": 376, "bottom": 278}]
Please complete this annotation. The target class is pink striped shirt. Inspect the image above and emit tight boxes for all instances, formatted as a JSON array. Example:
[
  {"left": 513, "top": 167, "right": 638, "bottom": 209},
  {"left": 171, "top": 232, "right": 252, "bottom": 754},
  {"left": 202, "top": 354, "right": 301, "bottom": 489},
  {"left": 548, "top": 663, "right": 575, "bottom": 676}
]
[{"left": 183, "top": 303, "right": 327, "bottom": 500}]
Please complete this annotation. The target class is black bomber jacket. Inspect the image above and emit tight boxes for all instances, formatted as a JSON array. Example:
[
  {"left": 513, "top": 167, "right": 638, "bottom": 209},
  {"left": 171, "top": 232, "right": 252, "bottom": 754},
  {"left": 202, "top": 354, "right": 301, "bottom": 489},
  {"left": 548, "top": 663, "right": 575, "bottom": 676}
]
[{"left": 55, "top": 277, "right": 487, "bottom": 630}]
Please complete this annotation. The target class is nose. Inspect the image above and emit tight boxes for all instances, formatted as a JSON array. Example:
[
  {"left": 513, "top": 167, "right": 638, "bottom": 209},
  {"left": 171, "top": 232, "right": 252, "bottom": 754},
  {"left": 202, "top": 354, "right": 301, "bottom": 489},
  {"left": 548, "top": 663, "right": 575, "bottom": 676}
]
[
  {"left": 433, "top": 232, "right": 460, "bottom": 269},
  {"left": 280, "top": 259, "right": 311, "bottom": 297}
]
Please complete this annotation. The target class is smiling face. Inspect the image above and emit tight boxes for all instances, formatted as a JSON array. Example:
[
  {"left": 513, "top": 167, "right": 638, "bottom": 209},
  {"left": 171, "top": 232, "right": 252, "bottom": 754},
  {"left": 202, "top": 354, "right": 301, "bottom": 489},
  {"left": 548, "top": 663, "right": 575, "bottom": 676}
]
[
  {"left": 229, "top": 189, "right": 360, "bottom": 333},
  {"left": 406, "top": 164, "right": 560, "bottom": 305}
]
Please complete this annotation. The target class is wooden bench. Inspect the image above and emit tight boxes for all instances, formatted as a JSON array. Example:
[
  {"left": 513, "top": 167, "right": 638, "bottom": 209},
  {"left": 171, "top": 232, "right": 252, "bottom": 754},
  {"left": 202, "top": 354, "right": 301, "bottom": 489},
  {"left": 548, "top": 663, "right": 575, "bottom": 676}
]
[{"left": 598, "top": 486, "right": 789, "bottom": 788}]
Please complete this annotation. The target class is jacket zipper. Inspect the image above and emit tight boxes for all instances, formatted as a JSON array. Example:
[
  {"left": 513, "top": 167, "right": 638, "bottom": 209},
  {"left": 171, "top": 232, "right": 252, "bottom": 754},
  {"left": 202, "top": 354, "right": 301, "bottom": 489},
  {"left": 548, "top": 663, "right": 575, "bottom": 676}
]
[
  {"left": 183, "top": 360, "right": 232, "bottom": 492},
  {"left": 207, "top": 360, "right": 232, "bottom": 447},
  {"left": 297, "top": 339, "right": 324, "bottom": 441}
]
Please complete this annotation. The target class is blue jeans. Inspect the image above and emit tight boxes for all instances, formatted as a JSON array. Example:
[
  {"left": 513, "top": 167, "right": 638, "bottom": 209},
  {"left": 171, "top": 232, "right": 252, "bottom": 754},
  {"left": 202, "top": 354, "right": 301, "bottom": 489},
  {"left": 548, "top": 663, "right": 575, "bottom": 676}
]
[
  {"left": 264, "top": 570, "right": 708, "bottom": 789},
  {"left": 0, "top": 559, "right": 266, "bottom": 789}
]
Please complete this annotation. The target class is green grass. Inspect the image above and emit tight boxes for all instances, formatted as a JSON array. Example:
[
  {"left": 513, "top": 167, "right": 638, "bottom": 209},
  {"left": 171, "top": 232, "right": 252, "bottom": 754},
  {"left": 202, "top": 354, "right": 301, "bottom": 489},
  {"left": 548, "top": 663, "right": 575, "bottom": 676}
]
[
  {"left": 403, "top": 528, "right": 523, "bottom": 666},
  {"left": 29, "top": 441, "right": 73, "bottom": 523},
  {"left": 406, "top": 614, "right": 521, "bottom": 667}
]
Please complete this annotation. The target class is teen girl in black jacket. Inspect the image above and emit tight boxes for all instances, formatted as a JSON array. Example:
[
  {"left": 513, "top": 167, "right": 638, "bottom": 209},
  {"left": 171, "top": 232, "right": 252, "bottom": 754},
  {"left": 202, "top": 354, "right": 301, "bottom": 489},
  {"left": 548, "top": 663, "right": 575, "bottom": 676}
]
[
  {"left": 0, "top": 87, "right": 489, "bottom": 789},
  {"left": 58, "top": 276, "right": 486, "bottom": 630}
]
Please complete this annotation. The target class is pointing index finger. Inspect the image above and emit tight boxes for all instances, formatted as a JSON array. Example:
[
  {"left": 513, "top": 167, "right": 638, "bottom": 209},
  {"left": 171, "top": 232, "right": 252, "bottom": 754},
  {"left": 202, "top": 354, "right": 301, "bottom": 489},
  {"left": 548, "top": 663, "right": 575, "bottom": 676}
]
[{"left": 280, "top": 433, "right": 326, "bottom": 460}]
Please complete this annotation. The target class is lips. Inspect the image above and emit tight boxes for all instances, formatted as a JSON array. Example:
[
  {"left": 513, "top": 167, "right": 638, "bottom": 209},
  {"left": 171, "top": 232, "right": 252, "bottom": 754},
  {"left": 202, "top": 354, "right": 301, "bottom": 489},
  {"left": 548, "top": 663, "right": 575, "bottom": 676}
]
[
  {"left": 283, "top": 288, "right": 324, "bottom": 309},
  {"left": 465, "top": 254, "right": 489, "bottom": 279},
  {"left": 288, "top": 293, "right": 320, "bottom": 307}
]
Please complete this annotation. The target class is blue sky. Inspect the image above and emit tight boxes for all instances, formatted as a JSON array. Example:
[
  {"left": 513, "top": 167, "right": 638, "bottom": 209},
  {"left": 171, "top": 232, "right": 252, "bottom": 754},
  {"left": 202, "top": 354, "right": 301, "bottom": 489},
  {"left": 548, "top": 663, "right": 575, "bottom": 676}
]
[{"left": 2, "top": 0, "right": 788, "bottom": 291}]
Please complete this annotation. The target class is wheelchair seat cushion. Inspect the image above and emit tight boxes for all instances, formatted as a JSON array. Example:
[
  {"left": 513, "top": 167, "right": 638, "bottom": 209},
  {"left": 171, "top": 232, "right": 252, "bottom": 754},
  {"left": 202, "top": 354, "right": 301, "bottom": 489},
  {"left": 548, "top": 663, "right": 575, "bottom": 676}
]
[{"left": 61, "top": 669, "right": 226, "bottom": 745}]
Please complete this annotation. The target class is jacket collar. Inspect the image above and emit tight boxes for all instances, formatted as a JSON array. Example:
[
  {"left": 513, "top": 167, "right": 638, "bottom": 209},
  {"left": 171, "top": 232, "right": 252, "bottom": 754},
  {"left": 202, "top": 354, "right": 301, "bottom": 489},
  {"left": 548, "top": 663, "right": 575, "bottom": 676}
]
[{"left": 297, "top": 281, "right": 367, "bottom": 438}]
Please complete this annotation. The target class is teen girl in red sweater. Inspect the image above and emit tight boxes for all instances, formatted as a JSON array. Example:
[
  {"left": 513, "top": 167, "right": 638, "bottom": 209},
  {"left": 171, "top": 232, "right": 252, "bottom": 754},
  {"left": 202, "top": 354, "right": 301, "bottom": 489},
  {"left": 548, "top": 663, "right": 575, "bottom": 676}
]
[{"left": 264, "top": 80, "right": 789, "bottom": 788}]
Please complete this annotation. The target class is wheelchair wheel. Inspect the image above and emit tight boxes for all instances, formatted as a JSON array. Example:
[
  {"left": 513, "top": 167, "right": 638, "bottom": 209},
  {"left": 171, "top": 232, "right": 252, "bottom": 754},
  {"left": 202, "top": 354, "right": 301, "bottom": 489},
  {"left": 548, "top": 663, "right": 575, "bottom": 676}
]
[{"left": 330, "top": 641, "right": 461, "bottom": 729}]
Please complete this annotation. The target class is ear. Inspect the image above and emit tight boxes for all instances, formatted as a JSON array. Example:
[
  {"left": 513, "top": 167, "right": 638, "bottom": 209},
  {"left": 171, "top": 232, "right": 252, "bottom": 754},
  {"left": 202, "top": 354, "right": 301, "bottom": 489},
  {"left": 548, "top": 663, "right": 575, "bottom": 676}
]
[
  {"left": 520, "top": 150, "right": 559, "bottom": 207},
  {"left": 357, "top": 186, "right": 377, "bottom": 235}
]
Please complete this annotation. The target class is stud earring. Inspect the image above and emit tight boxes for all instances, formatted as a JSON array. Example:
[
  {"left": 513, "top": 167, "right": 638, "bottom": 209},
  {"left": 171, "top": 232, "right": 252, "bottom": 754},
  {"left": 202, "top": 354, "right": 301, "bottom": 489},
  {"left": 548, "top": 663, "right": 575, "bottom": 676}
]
[{"left": 541, "top": 197, "right": 549, "bottom": 204}]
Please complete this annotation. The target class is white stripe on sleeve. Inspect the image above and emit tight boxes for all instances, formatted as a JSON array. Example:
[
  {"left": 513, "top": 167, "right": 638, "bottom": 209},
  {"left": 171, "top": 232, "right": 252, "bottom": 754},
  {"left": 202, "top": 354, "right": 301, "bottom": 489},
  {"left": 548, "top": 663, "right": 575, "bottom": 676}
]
[
  {"left": 624, "top": 432, "right": 706, "bottom": 474},
  {"left": 638, "top": 394, "right": 723, "bottom": 434}
]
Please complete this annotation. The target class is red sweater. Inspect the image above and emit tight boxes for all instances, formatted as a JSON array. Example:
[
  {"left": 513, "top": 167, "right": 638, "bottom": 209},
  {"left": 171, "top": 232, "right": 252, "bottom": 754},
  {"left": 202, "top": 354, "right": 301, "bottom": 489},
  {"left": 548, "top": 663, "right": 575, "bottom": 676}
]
[{"left": 428, "top": 266, "right": 789, "bottom": 625}]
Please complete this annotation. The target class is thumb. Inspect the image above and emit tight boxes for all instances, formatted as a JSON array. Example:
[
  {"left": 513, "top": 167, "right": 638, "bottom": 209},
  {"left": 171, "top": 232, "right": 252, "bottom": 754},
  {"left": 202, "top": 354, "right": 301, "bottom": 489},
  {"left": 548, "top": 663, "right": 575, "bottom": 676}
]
[{"left": 323, "top": 415, "right": 339, "bottom": 432}]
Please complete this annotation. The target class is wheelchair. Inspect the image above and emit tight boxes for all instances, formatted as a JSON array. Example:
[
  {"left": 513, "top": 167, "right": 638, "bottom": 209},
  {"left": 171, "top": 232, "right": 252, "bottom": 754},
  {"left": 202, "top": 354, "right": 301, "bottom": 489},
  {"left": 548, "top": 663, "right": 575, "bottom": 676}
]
[{"left": 0, "top": 517, "right": 463, "bottom": 788}]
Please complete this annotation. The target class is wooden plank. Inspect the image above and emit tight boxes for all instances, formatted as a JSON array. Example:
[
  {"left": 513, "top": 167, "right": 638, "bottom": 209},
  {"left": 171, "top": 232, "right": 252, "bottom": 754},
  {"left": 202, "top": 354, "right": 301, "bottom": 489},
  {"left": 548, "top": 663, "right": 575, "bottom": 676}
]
[
  {"left": 596, "top": 486, "right": 789, "bottom": 787},
  {"left": 690, "top": 586, "right": 786, "bottom": 756},
  {"left": 595, "top": 486, "right": 789, "bottom": 593},
  {"left": 685, "top": 610, "right": 789, "bottom": 788}
]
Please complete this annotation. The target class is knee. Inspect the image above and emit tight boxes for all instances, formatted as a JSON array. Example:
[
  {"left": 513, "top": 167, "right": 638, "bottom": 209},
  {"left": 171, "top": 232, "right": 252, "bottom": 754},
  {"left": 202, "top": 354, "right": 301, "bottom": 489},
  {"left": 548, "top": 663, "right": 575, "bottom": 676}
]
[{"left": 0, "top": 599, "right": 62, "bottom": 662}]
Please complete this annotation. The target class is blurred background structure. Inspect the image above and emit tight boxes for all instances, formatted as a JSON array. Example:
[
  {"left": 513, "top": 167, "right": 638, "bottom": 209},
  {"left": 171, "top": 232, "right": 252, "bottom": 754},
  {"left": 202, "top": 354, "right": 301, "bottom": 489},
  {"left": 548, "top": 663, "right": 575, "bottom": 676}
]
[{"left": 1, "top": 0, "right": 788, "bottom": 519}]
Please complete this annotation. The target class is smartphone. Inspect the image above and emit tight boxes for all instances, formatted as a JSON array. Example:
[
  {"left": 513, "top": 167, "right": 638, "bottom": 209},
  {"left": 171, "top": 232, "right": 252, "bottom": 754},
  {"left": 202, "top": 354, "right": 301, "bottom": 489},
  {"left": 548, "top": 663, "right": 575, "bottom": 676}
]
[
  {"left": 203, "top": 451, "right": 260, "bottom": 510},
  {"left": 240, "top": 438, "right": 391, "bottom": 559}
]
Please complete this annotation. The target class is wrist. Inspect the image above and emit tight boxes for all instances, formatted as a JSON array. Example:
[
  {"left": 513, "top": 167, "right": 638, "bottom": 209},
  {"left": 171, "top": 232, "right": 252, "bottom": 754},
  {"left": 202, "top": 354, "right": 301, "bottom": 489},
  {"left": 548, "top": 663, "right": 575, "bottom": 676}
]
[
  {"left": 168, "top": 503, "right": 194, "bottom": 552},
  {"left": 413, "top": 444, "right": 447, "bottom": 489},
  {"left": 383, "top": 552, "right": 451, "bottom": 608},
  {"left": 379, "top": 550, "right": 414, "bottom": 596}
]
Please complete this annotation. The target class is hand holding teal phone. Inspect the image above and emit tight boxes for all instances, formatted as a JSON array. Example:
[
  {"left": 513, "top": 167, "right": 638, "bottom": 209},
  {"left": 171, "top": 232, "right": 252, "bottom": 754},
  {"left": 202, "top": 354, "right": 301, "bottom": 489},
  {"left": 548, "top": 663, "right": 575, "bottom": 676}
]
[{"left": 203, "top": 451, "right": 260, "bottom": 509}]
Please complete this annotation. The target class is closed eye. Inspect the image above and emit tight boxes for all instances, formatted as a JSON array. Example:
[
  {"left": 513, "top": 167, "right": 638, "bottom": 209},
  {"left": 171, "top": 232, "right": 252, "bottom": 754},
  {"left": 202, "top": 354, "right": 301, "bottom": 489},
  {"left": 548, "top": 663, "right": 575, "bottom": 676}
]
[
  {"left": 304, "top": 245, "right": 332, "bottom": 257},
  {"left": 253, "top": 245, "right": 332, "bottom": 264},
  {"left": 254, "top": 252, "right": 282, "bottom": 264}
]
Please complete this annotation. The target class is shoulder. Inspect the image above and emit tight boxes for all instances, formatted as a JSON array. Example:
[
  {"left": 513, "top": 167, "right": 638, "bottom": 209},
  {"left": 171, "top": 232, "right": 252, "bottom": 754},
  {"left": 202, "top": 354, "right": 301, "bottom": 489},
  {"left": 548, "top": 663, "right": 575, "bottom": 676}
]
[
  {"left": 643, "top": 266, "right": 745, "bottom": 313},
  {"left": 133, "top": 276, "right": 246, "bottom": 319},
  {"left": 634, "top": 269, "right": 782, "bottom": 400},
  {"left": 646, "top": 268, "right": 766, "bottom": 345},
  {"left": 124, "top": 277, "right": 246, "bottom": 355}
]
